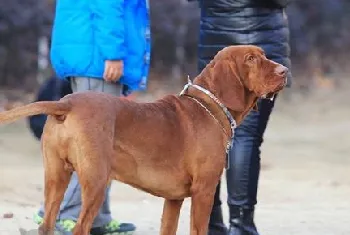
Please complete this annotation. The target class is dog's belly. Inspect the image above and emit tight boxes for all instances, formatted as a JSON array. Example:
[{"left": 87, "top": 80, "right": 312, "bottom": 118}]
[{"left": 114, "top": 168, "right": 191, "bottom": 200}]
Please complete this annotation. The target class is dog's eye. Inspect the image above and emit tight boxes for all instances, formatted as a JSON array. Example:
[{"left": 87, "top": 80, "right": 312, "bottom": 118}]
[{"left": 246, "top": 55, "right": 255, "bottom": 62}]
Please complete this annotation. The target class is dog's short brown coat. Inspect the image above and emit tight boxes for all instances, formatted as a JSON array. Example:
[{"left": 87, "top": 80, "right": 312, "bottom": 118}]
[{"left": 0, "top": 45, "right": 287, "bottom": 235}]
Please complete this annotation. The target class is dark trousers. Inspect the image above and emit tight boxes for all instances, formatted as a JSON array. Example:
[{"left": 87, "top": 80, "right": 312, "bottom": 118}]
[{"left": 213, "top": 98, "right": 276, "bottom": 208}]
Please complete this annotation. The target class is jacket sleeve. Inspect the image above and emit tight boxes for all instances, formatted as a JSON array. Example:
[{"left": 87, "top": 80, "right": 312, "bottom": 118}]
[{"left": 91, "top": 0, "right": 125, "bottom": 61}]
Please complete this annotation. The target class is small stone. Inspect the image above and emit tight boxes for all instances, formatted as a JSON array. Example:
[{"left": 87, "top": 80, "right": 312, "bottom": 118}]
[{"left": 3, "top": 212, "right": 14, "bottom": 218}]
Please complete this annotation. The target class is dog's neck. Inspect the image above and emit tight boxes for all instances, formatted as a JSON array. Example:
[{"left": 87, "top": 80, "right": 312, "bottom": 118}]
[
  {"left": 191, "top": 76, "right": 258, "bottom": 126},
  {"left": 234, "top": 96, "right": 259, "bottom": 124},
  {"left": 181, "top": 84, "right": 233, "bottom": 139}
]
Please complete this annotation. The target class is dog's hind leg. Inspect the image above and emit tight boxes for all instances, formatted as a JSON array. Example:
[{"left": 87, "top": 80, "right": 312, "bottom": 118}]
[
  {"left": 72, "top": 150, "right": 110, "bottom": 235},
  {"left": 160, "top": 199, "right": 184, "bottom": 235},
  {"left": 39, "top": 147, "right": 72, "bottom": 235}
]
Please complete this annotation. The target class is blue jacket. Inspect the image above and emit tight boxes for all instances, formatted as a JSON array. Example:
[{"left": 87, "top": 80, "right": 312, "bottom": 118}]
[
  {"left": 50, "top": 0, "right": 151, "bottom": 92},
  {"left": 197, "top": 0, "right": 292, "bottom": 86}
]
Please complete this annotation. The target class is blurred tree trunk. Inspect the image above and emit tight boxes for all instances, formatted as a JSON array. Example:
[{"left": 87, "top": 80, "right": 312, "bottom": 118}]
[
  {"left": 0, "top": 0, "right": 54, "bottom": 90},
  {"left": 171, "top": 0, "right": 187, "bottom": 82}
]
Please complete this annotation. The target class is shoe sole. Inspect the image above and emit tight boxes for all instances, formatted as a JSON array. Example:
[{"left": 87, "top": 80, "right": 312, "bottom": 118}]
[{"left": 95, "top": 232, "right": 134, "bottom": 235}]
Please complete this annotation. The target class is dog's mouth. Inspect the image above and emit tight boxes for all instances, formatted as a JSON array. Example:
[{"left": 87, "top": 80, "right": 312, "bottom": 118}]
[
  {"left": 261, "top": 76, "right": 287, "bottom": 101},
  {"left": 260, "top": 83, "right": 284, "bottom": 101},
  {"left": 261, "top": 92, "right": 276, "bottom": 101}
]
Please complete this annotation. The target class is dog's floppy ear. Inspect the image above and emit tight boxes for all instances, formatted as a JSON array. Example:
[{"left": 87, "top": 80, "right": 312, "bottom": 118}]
[{"left": 209, "top": 60, "right": 246, "bottom": 112}]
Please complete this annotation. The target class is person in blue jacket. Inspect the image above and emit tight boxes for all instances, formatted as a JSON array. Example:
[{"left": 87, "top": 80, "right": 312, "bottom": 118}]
[{"left": 33, "top": 1, "right": 151, "bottom": 234}]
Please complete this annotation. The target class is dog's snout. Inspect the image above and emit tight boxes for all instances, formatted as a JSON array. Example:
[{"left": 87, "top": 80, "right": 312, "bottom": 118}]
[{"left": 275, "top": 65, "right": 288, "bottom": 77}]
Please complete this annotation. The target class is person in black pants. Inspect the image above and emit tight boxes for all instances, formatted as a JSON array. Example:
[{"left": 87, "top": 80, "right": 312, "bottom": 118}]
[
  {"left": 191, "top": 0, "right": 293, "bottom": 234},
  {"left": 28, "top": 77, "right": 72, "bottom": 139}
]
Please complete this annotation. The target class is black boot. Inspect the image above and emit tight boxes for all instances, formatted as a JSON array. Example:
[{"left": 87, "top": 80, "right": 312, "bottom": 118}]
[
  {"left": 208, "top": 205, "right": 227, "bottom": 235},
  {"left": 227, "top": 206, "right": 259, "bottom": 235}
]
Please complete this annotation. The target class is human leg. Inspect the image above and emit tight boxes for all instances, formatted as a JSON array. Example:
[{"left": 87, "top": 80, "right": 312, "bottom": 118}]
[{"left": 226, "top": 98, "right": 277, "bottom": 235}]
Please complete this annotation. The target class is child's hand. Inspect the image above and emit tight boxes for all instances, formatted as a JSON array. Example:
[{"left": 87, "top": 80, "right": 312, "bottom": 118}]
[{"left": 104, "top": 60, "right": 124, "bottom": 82}]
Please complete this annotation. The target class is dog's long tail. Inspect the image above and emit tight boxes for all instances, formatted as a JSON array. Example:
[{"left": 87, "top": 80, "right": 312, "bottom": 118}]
[{"left": 0, "top": 101, "right": 71, "bottom": 124}]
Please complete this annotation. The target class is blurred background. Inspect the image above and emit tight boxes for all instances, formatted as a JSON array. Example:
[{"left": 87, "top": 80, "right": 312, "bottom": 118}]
[
  {"left": 0, "top": 1, "right": 350, "bottom": 235},
  {"left": 1, "top": 0, "right": 350, "bottom": 96}
]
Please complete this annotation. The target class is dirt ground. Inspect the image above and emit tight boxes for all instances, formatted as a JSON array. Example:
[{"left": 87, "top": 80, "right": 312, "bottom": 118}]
[{"left": 0, "top": 86, "right": 350, "bottom": 235}]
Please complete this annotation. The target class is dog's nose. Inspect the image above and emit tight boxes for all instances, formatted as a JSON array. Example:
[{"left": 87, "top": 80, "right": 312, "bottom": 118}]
[{"left": 275, "top": 65, "right": 288, "bottom": 77}]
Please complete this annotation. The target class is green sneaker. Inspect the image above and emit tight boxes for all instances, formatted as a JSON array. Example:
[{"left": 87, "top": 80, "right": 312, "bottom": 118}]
[
  {"left": 34, "top": 213, "right": 136, "bottom": 235},
  {"left": 33, "top": 213, "right": 44, "bottom": 225},
  {"left": 90, "top": 219, "right": 136, "bottom": 235},
  {"left": 34, "top": 213, "right": 76, "bottom": 234}
]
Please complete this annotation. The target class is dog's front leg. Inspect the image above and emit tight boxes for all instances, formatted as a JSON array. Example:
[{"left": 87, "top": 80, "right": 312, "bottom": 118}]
[
  {"left": 189, "top": 182, "right": 217, "bottom": 235},
  {"left": 160, "top": 199, "right": 184, "bottom": 235}
]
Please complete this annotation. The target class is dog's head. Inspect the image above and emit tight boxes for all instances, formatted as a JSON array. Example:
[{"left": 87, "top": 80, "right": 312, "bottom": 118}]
[
  {"left": 196, "top": 45, "right": 287, "bottom": 114},
  {"left": 234, "top": 45, "right": 287, "bottom": 99}
]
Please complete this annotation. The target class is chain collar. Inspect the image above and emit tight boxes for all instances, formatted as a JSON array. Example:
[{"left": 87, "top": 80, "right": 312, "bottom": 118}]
[
  {"left": 179, "top": 76, "right": 236, "bottom": 163},
  {"left": 183, "top": 95, "right": 230, "bottom": 139}
]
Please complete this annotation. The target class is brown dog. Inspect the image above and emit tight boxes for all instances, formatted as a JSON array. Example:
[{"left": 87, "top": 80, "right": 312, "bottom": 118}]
[{"left": 0, "top": 45, "right": 287, "bottom": 235}]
